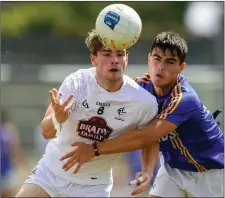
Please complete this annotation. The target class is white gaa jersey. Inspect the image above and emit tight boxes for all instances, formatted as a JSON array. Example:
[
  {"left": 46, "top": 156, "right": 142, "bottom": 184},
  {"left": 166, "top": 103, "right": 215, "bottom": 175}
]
[{"left": 43, "top": 67, "right": 158, "bottom": 185}]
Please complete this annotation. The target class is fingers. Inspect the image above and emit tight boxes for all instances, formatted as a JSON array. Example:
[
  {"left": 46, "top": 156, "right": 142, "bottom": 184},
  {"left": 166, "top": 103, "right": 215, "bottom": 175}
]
[
  {"left": 55, "top": 93, "right": 62, "bottom": 103},
  {"left": 129, "top": 176, "right": 144, "bottom": 186},
  {"left": 135, "top": 172, "right": 142, "bottom": 179},
  {"left": 136, "top": 171, "right": 142, "bottom": 177},
  {"left": 49, "top": 88, "right": 74, "bottom": 108},
  {"left": 71, "top": 142, "right": 79, "bottom": 147},
  {"left": 64, "top": 99, "right": 75, "bottom": 113},
  {"left": 131, "top": 180, "right": 149, "bottom": 196},
  {"left": 62, "top": 156, "right": 76, "bottom": 169},
  {"left": 73, "top": 163, "right": 83, "bottom": 174},
  {"left": 63, "top": 159, "right": 78, "bottom": 171},
  {"left": 52, "top": 88, "right": 59, "bottom": 97},
  {"left": 61, "top": 156, "right": 83, "bottom": 174},
  {"left": 60, "top": 151, "right": 74, "bottom": 161},
  {"left": 49, "top": 90, "right": 57, "bottom": 105},
  {"left": 64, "top": 94, "right": 74, "bottom": 106},
  {"left": 129, "top": 173, "right": 151, "bottom": 195}
]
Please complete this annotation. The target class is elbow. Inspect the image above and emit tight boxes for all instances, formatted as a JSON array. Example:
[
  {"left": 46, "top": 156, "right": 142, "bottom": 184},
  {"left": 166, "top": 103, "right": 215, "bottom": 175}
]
[
  {"left": 41, "top": 120, "right": 55, "bottom": 139},
  {"left": 42, "top": 131, "right": 54, "bottom": 139}
]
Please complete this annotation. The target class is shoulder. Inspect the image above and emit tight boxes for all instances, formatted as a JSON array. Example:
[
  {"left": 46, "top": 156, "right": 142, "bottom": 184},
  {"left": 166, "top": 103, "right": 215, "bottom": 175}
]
[
  {"left": 61, "top": 67, "right": 95, "bottom": 89},
  {"left": 133, "top": 72, "right": 151, "bottom": 84},
  {"left": 59, "top": 67, "right": 95, "bottom": 96},
  {"left": 63, "top": 67, "right": 94, "bottom": 84},
  {"left": 173, "top": 75, "right": 201, "bottom": 109},
  {"left": 125, "top": 75, "right": 158, "bottom": 107},
  {"left": 133, "top": 72, "right": 152, "bottom": 92}
]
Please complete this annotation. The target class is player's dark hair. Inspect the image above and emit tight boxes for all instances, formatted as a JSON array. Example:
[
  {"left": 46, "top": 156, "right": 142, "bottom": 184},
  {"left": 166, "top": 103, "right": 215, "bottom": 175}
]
[{"left": 151, "top": 32, "right": 188, "bottom": 64}]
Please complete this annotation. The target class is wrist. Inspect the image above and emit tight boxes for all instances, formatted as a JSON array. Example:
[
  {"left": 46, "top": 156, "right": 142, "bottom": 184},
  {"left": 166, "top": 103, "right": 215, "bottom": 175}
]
[
  {"left": 52, "top": 114, "right": 64, "bottom": 136},
  {"left": 142, "top": 168, "right": 153, "bottom": 177},
  {"left": 93, "top": 142, "right": 100, "bottom": 156}
]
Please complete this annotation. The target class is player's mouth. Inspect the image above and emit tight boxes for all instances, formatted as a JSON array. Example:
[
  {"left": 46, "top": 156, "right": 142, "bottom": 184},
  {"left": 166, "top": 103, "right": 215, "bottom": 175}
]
[
  {"left": 109, "top": 68, "right": 119, "bottom": 72},
  {"left": 155, "top": 74, "right": 164, "bottom": 78}
]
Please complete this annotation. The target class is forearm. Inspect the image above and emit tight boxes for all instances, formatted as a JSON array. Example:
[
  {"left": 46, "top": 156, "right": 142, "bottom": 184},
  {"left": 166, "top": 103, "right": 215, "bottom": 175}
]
[
  {"left": 141, "top": 141, "right": 159, "bottom": 175},
  {"left": 98, "top": 128, "right": 153, "bottom": 154},
  {"left": 97, "top": 119, "right": 176, "bottom": 155},
  {"left": 41, "top": 115, "right": 56, "bottom": 139}
]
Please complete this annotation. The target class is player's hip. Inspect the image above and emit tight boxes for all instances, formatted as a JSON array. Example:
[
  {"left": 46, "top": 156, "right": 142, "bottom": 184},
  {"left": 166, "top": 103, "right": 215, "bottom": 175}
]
[
  {"left": 149, "top": 161, "right": 223, "bottom": 197},
  {"left": 25, "top": 159, "right": 113, "bottom": 197}
]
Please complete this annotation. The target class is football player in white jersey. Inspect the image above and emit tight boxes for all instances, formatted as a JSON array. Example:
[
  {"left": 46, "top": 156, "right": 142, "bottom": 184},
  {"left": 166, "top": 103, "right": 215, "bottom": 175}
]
[{"left": 16, "top": 29, "right": 159, "bottom": 197}]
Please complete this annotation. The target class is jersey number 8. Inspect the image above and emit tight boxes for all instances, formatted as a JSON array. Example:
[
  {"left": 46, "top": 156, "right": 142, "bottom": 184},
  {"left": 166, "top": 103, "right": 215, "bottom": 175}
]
[{"left": 97, "top": 107, "right": 105, "bottom": 115}]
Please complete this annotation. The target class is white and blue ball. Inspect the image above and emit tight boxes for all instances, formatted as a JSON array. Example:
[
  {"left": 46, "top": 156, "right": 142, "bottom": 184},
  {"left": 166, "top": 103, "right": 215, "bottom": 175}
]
[{"left": 96, "top": 4, "right": 142, "bottom": 50}]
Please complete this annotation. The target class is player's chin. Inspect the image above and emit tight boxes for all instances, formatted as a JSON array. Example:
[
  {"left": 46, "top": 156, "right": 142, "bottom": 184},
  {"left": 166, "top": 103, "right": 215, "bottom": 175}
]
[
  {"left": 107, "top": 72, "right": 123, "bottom": 80},
  {"left": 152, "top": 79, "right": 166, "bottom": 87}
]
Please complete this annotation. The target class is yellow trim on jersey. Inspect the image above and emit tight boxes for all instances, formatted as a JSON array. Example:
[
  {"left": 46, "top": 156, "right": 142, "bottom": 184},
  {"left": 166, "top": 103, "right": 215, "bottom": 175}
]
[
  {"left": 156, "top": 79, "right": 182, "bottom": 119},
  {"left": 135, "top": 79, "right": 150, "bottom": 84},
  {"left": 133, "top": 73, "right": 151, "bottom": 84},
  {"left": 171, "top": 130, "right": 207, "bottom": 172},
  {"left": 143, "top": 73, "right": 151, "bottom": 80}
]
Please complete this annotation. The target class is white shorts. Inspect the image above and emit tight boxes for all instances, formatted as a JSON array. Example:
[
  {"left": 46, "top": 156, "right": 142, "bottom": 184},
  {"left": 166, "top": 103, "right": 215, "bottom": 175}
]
[
  {"left": 25, "top": 159, "right": 113, "bottom": 197},
  {"left": 149, "top": 162, "right": 224, "bottom": 197}
]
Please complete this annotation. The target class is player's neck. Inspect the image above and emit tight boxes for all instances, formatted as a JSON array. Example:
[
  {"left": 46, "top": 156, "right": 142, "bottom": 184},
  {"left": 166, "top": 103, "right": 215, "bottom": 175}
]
[
  {"left": 96, "top": 77, "right": 123, "bottom": 92},
  {"left": 153, "top": 79, "right": 177, "bottom": 97}
]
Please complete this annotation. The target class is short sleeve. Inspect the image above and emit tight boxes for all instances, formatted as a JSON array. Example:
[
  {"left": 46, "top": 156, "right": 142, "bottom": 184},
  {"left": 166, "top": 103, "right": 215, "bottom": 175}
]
[
  {"left": 58, "top": 71, "right": 82, "bottom": 103},
  {"left": 137, "top": 98, "right": 158, "bottom": 130},
  {"left": 156, "top": 93, "right": 200, "bottom": 127}
]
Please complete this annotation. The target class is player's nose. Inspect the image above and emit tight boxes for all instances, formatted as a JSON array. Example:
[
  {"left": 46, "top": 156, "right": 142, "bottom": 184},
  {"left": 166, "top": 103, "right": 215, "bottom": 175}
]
[
  {"left": 110, "top": 56, "right": 119, "bottom": 64},
  {"left": 158, "top": 63, "right": 164, "bottom": 71}
]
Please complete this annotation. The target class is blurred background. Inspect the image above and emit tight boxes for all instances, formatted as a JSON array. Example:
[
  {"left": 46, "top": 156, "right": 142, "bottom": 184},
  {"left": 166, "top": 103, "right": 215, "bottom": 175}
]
[{"left": 1, "top": 1, "right": 224, "bottom": 197}]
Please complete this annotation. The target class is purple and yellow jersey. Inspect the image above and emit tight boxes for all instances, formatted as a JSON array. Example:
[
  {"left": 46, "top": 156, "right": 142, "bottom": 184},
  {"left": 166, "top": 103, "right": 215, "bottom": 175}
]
[{"left": 134, "top": 73, "right": 224, "bottom": 172}]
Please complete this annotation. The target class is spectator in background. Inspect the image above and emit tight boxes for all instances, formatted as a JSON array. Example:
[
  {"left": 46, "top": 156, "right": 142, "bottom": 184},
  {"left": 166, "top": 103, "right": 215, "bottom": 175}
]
[{"left": 1, "top": 110, "right": 26, "bottom": 197}]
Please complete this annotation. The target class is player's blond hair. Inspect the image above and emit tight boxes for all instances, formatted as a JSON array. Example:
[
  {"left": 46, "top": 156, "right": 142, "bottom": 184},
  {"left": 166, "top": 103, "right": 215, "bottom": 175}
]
[
  {"left": 85, "top": 29, "right": 128, "bottom": 55},
  {"left": 85, "top": 29, "right": 104, "bottom": 56}
]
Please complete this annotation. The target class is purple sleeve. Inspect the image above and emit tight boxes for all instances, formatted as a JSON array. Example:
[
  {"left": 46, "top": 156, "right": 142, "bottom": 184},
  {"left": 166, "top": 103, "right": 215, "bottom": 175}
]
[{"left": 156, "top": 89, "right": 199, "bottom": 127}]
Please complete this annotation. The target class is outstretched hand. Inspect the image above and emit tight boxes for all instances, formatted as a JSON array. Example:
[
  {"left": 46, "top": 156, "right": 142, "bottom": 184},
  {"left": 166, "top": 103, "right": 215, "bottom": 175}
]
[{"left": 49, "top": 88, "right": 74, "bottom": 123}]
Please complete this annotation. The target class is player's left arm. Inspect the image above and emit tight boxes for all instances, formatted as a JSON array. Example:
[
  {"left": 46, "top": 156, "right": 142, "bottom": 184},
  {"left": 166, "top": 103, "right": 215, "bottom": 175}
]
[{"left": 97, "top": 94, "right": 198, "bottom": 154}]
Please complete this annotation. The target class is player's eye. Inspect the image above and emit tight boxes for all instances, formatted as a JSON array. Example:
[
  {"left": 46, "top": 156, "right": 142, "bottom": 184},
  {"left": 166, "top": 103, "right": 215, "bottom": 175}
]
[
  {"left": 154, "top": 57, "right": 160, "bottom": 61},
  {"left": 167, "top": 61, "right": 175, "bottom": 64},
  {"left": 103, "top": 53, "right": 110, "bottom": 56}
]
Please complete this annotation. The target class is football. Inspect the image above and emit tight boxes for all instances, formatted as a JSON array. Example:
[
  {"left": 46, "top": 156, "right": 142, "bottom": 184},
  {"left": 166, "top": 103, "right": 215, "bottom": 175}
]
[{"left": 95, "top": 4, "right": 142, "bottom": 50}]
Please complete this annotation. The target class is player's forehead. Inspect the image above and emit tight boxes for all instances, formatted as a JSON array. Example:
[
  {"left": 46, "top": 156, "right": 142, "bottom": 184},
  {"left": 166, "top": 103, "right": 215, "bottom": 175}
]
[
  {"left": 152, "top": 47, "right": 179, "bottom": 61},
  {"left": 99, "top": 46, "right": 126, "bottom": 53}
]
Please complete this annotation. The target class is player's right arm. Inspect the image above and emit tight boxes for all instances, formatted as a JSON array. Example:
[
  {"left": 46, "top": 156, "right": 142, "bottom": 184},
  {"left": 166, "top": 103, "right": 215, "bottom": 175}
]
[
  {"left": 41, "top": 71, "right": 82, "bottom": 139},
  {"left": 41, "top": 103, "right": 55, "bottom": 139},
  {"left": 129, "top": 100, "right": 159, "bottom": 195},
  {"left": 129, "top": 142, "right": 159, "bottom": 195}
]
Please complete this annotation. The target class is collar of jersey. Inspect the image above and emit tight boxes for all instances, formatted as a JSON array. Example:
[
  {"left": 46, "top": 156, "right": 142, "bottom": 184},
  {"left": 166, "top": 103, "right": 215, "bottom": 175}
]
[{"left": 93, "top": 74, "right": 127, "bottom": 94}]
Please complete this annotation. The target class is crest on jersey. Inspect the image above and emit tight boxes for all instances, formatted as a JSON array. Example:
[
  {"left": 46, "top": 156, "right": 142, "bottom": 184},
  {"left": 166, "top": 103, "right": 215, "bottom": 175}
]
[
  {"left": 82, "top": 100, "right": 89, "bottom": 109},
  {"left": 115, "top": 107, "right": 127, "bottom": 121},
  {"left": 76, "top": 116, "right": 113, "bottom": 141}
]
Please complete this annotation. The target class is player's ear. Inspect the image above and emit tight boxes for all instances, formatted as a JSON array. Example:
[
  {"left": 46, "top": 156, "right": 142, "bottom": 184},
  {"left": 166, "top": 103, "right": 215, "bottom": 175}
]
[
  {"left": 148, "top": 53, "right": 151, "bottom": 65},
  {"left": 180, "top": 62, "right": 186, "bottom": 72},
  {"left": 90, "top": 54, "right": 97, "bottom": 66},
  {"left": 126, "top": 52, "right": 129, "bottom": 63}
]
